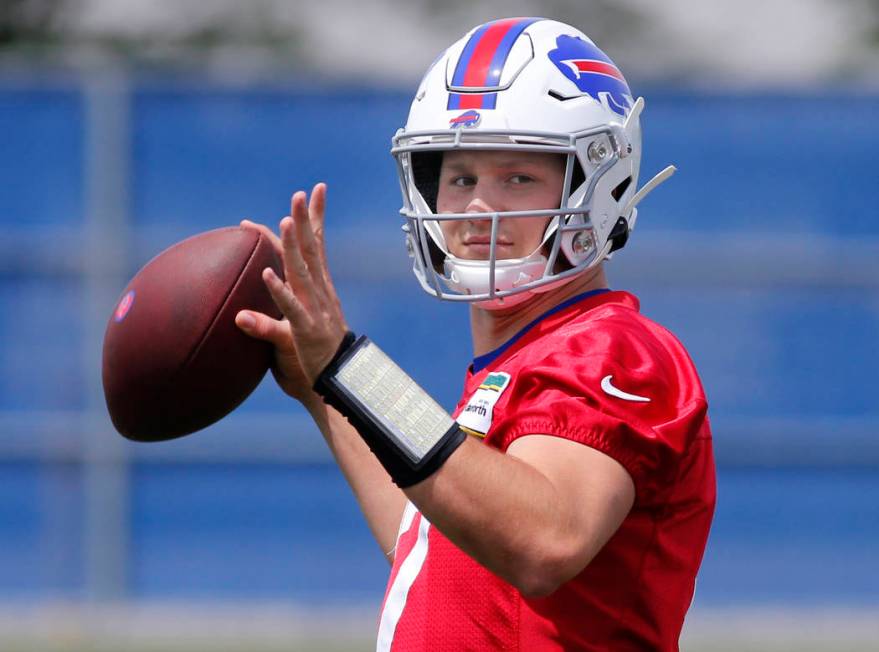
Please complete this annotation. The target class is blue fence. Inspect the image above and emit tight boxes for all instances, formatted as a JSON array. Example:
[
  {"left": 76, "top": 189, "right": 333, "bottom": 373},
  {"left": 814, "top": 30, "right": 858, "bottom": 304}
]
[{"left": 0, "top": 77, "right": 877, "bottom": 608}]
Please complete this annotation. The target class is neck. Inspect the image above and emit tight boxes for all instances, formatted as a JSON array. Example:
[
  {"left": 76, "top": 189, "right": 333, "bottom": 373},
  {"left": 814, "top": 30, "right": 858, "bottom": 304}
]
[{"left": 469, "top": 265, "right": 609, "bottom": 357}]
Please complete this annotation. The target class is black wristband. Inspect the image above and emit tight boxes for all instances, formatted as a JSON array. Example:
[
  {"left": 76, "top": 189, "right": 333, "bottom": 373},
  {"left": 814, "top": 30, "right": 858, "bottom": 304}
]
[{"left": 313, "top": 332, "right": 466, "bottom": 488}]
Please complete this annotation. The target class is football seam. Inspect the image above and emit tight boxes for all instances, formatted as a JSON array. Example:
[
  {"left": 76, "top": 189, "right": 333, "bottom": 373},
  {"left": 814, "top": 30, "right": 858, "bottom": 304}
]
[{"left": 172, "top": 232, "right": 263, "bottom": 382}]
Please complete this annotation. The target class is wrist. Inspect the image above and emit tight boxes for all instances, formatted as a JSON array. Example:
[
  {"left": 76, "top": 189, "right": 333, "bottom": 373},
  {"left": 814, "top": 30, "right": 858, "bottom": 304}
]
[{"left": 313, "top": 332, "right": 466, "bottom": 487}]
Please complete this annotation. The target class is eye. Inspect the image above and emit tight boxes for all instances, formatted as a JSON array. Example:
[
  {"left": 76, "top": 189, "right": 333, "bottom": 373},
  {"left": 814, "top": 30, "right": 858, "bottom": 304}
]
[
  {"left": 451, "top": 175, "right": 476, "bottom": 187},
  {"left": 508, "top": 174, "right": 535, "bottom": 185}
]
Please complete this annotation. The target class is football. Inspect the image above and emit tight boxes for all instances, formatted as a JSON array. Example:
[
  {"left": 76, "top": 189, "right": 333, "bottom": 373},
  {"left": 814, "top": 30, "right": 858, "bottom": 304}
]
[{"left": 102, "top": 226, "right": 283, "bottom": 441}]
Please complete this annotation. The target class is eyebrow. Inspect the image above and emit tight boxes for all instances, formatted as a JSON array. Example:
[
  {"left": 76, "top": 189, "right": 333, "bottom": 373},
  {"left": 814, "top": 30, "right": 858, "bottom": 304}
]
[{"left": 441, "top": 157, "right": 546, "bottom": 173}]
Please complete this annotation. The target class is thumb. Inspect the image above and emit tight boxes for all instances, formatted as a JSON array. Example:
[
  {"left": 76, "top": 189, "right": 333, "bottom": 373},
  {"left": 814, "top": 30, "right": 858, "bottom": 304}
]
[{"left": 235, "top": 310, "right": 290, "bottom": 348}]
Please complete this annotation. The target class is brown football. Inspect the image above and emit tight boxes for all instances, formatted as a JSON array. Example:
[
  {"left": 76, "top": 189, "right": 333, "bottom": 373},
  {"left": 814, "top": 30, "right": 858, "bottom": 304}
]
[{"left": 102, "top": 226, "right": 283, "bottom": 441}]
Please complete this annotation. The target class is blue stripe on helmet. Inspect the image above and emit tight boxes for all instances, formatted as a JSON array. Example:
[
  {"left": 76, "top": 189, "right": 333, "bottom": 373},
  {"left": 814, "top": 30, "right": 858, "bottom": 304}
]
[
  {"left": 484, "top": 17, "right": 541, "bottom": 87},
  {"left": 450, "top": 22, "right": 492, "bottom": 88}
]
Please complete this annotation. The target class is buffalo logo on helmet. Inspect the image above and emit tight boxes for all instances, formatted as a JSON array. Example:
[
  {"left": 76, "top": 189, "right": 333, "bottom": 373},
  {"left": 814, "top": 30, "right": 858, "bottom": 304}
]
[
  {"left": 114, "top": 290, "right": 135, "bottom": 322},
  {"left": 548, "top": 35, "right": 633, "bottom": 116},
  {"left": 449, "top": 110, "right": 482, "bottom": 128}
]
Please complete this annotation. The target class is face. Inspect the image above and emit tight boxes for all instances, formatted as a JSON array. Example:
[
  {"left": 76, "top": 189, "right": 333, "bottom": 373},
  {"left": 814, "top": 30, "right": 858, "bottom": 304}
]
[{"left": 435, "top": 150, "right": 566, "bottom": 260}]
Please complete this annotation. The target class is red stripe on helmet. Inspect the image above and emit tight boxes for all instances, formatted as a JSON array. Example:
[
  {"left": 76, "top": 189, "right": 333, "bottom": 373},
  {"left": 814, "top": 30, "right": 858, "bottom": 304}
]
[
  {"left": 573, "top": 60, "right": 626, "bottom": 82},
  {"left": 461, "top": 18, "right": 520, "bottom": 89},
  {"left": 457, "top": 93, "right": 485, "bottom": 110}
]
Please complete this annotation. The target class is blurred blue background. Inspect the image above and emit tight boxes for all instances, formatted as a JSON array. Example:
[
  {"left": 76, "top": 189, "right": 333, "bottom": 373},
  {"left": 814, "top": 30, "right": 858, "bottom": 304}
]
[{"left": 2, "top": 80, "right": 877, "bottom": 613}]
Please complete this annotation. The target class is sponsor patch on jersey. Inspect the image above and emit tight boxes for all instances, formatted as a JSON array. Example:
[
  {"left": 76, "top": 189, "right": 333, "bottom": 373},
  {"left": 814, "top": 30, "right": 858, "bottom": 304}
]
[
  {"left": 456, "top": 371, "right": 511, "bottom": 437},
  {"left": 547, "top": 34, "right": 633, "bottom": 116}
]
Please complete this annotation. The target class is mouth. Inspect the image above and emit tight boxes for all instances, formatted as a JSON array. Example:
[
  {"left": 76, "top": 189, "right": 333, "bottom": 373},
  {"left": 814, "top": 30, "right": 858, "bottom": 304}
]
[
  {"left": 459, "top": 237, "right": 515, "bottom": 259},
  {"left": 463, "top": 236, "right": 513, "bottom": 247}
]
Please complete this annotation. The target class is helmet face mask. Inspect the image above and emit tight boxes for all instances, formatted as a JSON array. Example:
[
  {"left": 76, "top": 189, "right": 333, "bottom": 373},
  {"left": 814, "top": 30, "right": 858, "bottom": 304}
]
[{"left": 391, "top": 17, "right": 673, "bottom": 309}]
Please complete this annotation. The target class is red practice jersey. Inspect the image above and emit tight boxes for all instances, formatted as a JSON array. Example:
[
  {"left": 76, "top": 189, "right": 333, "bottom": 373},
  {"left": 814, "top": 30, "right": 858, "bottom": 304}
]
[{"left": 377, "top": 290, "right": 716, "bottom": 651}]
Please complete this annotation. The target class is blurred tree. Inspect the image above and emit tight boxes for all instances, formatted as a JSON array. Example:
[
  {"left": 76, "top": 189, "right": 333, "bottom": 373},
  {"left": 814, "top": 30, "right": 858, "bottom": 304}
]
[
  {"left": 417, "top": 0, "right": 646, "bottom": 44},
  {"left": 0, "top": 0, "right": 307, "bottom": 68},
  {"left": 0, "top": 0, "right": 64, "bottom": 49},
  {"left": 866, "top": 0, "right": 879, "bottom": 45},
  {"left": 0, "top": 0, "right": 873, "bottom": 84}
]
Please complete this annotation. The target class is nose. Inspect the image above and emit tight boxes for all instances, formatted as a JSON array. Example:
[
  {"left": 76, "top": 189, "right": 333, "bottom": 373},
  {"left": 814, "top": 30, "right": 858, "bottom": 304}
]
[
  {"left": 464, "top": 198, "right": 495, "bottom": 233},
  {"left": 465, "top": 175, "right": 506, "bottom": 216},
  {"left": 465, "top": 196, "right": 494, "bottom": 215}
]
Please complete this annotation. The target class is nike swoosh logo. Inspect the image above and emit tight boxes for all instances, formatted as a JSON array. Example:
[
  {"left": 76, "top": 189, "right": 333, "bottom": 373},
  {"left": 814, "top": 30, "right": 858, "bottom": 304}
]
[{"left": 601, "top": 375, "right": 651, "bottom": 402}]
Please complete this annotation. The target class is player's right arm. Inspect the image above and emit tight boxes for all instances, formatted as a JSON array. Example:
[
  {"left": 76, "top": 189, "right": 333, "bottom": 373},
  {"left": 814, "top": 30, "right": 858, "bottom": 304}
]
[
  {"left": 235, "top": 212, "right": 406, "bottom": 561},
  {"left": 302, "top": 393, "right": 407, "bottom": 561}
]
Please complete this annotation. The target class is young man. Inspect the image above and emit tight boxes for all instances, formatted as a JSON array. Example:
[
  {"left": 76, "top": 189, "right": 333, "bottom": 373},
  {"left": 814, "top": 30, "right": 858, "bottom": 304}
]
[{"left": 235, "top": 17, "right": 715, "bottom": 651}]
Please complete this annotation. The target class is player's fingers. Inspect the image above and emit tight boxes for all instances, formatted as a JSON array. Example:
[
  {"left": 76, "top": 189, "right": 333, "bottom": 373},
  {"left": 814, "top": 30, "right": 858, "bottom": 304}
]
[
  {"left": 279, "top": 208, "right": 321, "bottom": 310},
  {"left": 294, "top": 189, "right": 328, "bottom": 290},
  {"left": 307, "top": 183, "right": 328, "bottom": 265},
  {"left": 240, "top": 219, "right": 283, "bottom": 258},
  {"left": 234, "top": 310, "right": 290, "bottom": 348},
  {"left": 289, "top": 192, "right": 330, "bottom": 313},
  {"left": 307, "top": 183, "right": 343, "bottom": 314},
  {"left": 262, "top": 265, "right": 312, "bottom": 330}
]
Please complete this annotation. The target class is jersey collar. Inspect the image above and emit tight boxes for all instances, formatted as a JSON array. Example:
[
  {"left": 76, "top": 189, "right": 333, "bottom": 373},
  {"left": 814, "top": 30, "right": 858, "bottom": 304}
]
[{"left": 471, "top": 288, "right": 613, "bottom": 374}]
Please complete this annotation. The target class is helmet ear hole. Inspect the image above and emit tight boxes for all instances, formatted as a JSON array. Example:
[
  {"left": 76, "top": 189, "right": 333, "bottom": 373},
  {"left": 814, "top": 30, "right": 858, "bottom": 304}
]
[
  {"left": 611, "top": 176, "right": 632, "bottom": 202},
  {"left": 570, "top": 158, "right": 586, "bottom": 198},
  {"left": 426, "top": 235, "right": 446, "bottom": 274},
  {"left": 412, "top": 151, "right": 443, "bottom": 213}
]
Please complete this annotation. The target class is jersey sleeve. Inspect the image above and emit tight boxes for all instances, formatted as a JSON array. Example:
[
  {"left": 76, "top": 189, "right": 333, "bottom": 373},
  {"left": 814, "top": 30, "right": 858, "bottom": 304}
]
[{"left": 487, "top": 321, "right": 708, "bottom": 504}]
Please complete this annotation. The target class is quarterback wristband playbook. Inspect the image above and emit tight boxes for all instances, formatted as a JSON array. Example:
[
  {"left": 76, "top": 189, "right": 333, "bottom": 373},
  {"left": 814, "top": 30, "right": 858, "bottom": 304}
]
[{"left": 313, "top": 332, "right": 466, "bottom": 488}]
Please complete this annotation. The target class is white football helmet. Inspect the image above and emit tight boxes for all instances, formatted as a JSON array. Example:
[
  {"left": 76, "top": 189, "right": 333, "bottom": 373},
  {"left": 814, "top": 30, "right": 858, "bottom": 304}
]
[{"left": 391, "top": 17, "right": 675, "bottom": 309}]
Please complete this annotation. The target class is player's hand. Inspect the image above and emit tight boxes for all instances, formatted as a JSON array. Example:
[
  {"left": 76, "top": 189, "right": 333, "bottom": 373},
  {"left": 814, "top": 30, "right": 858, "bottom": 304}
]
[
  {"left": 234, "top": 220, "right": 315, "bottom": 404},
  {"left": 259, "top": 183, "right": 349, "bottom": 387}
]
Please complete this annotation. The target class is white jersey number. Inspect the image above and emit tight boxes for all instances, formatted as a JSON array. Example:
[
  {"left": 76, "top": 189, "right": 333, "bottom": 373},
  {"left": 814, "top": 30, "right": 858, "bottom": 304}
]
[{"left": 376, "top": 502, "right": 430, "bottom": 652}]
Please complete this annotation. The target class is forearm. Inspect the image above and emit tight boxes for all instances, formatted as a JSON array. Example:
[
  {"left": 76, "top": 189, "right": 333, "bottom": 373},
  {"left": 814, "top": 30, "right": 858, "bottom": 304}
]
[
  {"left": 304, "top": 395, "right": 407, "bottom": 561},
  {"left": 403, "top": 436, "right": 587, "bottom": 596}
]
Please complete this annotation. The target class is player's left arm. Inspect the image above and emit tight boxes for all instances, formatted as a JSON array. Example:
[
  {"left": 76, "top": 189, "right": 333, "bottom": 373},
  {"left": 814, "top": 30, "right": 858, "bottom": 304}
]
[{"left": 405, "top": 434, "right": 634, "bottom": 597}]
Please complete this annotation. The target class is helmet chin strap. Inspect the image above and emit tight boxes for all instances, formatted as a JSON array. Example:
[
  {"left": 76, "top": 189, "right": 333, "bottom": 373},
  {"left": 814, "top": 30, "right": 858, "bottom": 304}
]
[
  {"left": 473, "top": 274, "right": 578, "bottom": 310},
  {"left": 443, "top": 251, "right": 548, "bottom": 296}
]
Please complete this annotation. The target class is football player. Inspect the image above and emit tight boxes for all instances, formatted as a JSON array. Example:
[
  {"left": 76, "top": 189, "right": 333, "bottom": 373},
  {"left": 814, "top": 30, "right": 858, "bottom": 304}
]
[{"left": 236, "top": 17, "right": 716, "bottom": 651}]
